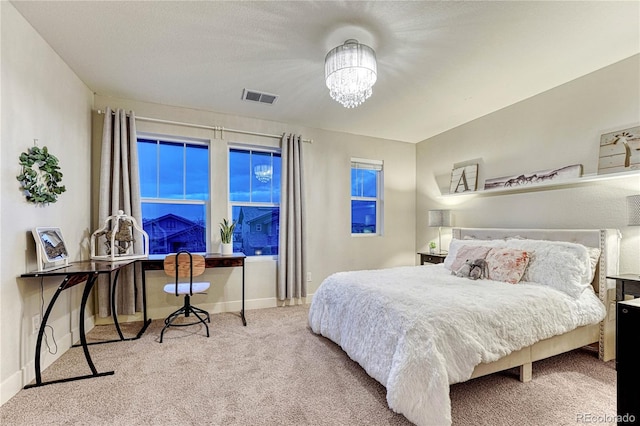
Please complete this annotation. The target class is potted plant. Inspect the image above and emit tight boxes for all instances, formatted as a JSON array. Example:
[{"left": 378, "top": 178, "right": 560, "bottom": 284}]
[
  {"left": 219, "top": 218, "right": 236, "bottom": 255},
  {"left": 428, "top": 241, "right": 437, "bottom": 254}
]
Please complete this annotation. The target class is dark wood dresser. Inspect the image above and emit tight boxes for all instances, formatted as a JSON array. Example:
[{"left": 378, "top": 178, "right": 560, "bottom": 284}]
[{"left": 617, "top": 297, "right": 640, "bottom": 424}]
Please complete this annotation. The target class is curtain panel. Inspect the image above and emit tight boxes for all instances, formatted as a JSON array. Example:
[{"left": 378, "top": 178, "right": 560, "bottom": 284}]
[
  {"left": 277, "top": 134, "right": 307, "bottom": 301},
  {"left": 97, "top": 107, "right": 143, "bottom": 317}
]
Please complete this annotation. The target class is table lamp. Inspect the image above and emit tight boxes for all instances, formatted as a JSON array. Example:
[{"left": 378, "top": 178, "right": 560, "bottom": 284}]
[{"left": 428, "top": 209, "right": 451, "bottom": 254}]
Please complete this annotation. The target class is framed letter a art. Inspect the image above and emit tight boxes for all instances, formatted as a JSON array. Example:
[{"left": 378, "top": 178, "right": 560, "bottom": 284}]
[{"left": 450, "top": 164, "right": 478, "bottom": 194}]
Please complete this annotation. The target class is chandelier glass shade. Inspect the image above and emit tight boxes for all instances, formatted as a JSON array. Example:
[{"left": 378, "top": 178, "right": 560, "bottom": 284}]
[
  {"left": 325, "top": 39, "right": 377, "bottom": 108},
  {"left": 254, "top": 164, "right": 273, "bottom": 183}
]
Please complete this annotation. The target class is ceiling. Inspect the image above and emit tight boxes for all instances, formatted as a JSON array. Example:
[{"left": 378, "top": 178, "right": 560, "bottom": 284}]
[{"left": 10, "top": 1, "right": 640, "bottom": 144}]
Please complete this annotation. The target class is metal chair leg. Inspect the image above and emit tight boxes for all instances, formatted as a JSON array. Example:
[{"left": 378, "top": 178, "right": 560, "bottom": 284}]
[{"left": 159, "top": 296, "right": 210, "bottom": 342}]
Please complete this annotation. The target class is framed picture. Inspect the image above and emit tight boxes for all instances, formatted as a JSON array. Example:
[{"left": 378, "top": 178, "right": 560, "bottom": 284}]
[
  {"left": 598, "top": 126, "right": 640, "bottom": 175},
  {"left": 32, "top": 227, "right": 69, "bottom": 271},
  {"left": 450, "top": 164, "right": 478, "bottom": 194},
  {"left": 484, "top": 164, "right": 583, "bottom": 191}
]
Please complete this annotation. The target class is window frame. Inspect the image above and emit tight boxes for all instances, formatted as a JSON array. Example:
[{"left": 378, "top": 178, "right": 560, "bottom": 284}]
[
  {"left": 350, "top": 157, "right": 384, "bottom": 237},
  {"left": 228, "top": 144, "right": 282, "bottom": 259},
  {"left": 137, "top": 133, "right": 211, "bottom": 254}
]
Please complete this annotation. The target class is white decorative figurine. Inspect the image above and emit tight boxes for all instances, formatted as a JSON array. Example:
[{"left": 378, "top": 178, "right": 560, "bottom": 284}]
[{"left": 91, "top": 210, "right": 149, "bottom": 261}]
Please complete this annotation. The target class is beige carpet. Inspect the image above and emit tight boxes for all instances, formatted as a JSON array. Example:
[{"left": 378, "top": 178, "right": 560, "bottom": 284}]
[{"left": 1, "top": 305, "right": 616, "bottom": 425}]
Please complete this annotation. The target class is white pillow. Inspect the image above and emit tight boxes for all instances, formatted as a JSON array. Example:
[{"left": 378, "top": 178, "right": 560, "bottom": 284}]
[
  {"left": 444, "top": 238, "right": 507, "bottom": 271},
  {"left": 504, "top": 238, "right": 593, "bottom": 297}
]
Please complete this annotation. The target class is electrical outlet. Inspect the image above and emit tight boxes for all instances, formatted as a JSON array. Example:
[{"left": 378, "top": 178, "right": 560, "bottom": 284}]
[
  {"left": 31, "top": 314, "right": 41, "bottom": 334},
  {"left": 307, "top": 272, "right": 312, "bottom": 282}
]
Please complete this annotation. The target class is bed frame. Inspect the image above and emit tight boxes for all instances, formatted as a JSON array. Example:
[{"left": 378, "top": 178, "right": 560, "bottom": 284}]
[{"left": 451, "top": 228, "right": 621, "bottom": 382}]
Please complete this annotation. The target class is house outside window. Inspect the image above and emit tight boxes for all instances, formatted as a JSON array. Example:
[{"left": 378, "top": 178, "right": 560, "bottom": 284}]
[
  {"left": 229, "top": 147, "right": 281, "bottom": 256},
  {"left": 351, "top": 158, "right": 383, "bottom": 235},
  {"left": 138, "top": 137, "right": 209, "bottom": 254}
]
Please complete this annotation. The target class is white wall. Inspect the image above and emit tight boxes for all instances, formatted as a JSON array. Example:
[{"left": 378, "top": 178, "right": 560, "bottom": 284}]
[
  {"left": 1, "top": 3, "right": 94, "bottom": 404},
  {"left": 416, "top": 54, "right": 640, "bottom": 274},
  {"left": 91, "top": 96, "right": 417, "bottom": 321}
]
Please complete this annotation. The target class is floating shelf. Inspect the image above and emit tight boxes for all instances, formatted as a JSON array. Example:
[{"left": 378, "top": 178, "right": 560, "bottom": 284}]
[{"left": 441, "top": 170, "right": 639, "bottom": 198}]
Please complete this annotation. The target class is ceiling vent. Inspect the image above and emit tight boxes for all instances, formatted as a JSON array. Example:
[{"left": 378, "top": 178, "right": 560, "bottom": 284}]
[{"left": 241, "top": 89, "right": 278, "bottom": 105}]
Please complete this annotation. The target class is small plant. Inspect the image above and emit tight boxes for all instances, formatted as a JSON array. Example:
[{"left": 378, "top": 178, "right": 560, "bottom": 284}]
[
  {"left": 429, "top": 241, "right": 436, "bottom": 250},
  {"left": 219, "top": 218, "right": 236, "bottom": 244}
]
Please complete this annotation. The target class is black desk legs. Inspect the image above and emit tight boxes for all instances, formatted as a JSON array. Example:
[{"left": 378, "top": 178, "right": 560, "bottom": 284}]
[
  {"left": 25, "top": 273, "right": 114, "bottom": 389},
  {"left": 109, "top": 265, "right": 152, "bottom": 340},
  {"left": 27, "top": 275, "right": 70, "bottom": 387},
  {"left": 111, "top": 268, "right": 125, "bottom": 340},
  {"left": 79, "top": 273, "right": 109, "bottom": 377},
  {"left": 241, "top": 261, "right": 246, "bottom": 326},
  {"left": 74, "top": 264, "right": 151, "bottom": 347},
  {"left": 129, "top": 262, "right": 152, "bottom": 338}
]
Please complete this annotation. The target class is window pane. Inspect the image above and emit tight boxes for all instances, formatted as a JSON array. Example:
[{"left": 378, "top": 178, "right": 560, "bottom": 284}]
[
  {"left": 185, "top": 144, "right": 209, "bottom": 200},
  {"left": 252, "top": 151, "right": 272, "bottom": 203},
  {"left": 159, "top": 142, "right": 184, "bottom": 199},
  {"left": 351, "top": 168, "right": 378, "bottom": 198},
  {"left": 142, "top": 203, "right": 207, "bottom": 254},
  {"left": 229, "top": 149, "right": 250, "bottom": 202},
  {"left": 361, "top": 169, "right": 378, "bottom": 198},
  {"left": 351, "top": 168, "right": 361, "bottom": 197},
  {"left": 351, "top": 200, "right": 376, "bottom": 234},
  {"left": 231, "top": 205, "right": 279, "bottom": 256},
  {"left": 138, "top": 139, "right": 158, "bottom": 198}
]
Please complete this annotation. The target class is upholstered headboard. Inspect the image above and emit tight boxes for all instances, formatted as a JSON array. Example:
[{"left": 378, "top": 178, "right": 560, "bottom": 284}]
[{"left": 451, "top": 227, "right": 621, "bottom": 361}]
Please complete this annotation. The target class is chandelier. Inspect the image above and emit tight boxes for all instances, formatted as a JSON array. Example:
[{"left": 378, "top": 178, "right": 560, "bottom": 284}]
[
  {"left": 325, "top": 39, "right": 377, "bottom": 108},
  {"left": 254, "top": 164, "right": 272, "bottom": 183}
]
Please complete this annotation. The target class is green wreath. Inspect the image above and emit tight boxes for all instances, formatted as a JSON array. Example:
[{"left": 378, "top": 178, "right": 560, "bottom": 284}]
[{"left": 16, "top": 146, "right": 66, "bottom": 204}]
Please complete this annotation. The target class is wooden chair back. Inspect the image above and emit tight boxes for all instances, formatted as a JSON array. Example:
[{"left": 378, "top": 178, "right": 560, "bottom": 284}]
[{"left": 163, "top": 252, "right": 206, "bottom": 279}]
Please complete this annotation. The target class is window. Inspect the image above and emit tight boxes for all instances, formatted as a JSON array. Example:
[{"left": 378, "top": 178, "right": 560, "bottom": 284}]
[
  {"left": 229, "top": 147, "right": 281, "bottom": 256},
  {"left": 351, "top": 158, "right": 383, "bottom": 235},
  {"left": 138, "top": 137, "right": 209, "bottom": 254}
]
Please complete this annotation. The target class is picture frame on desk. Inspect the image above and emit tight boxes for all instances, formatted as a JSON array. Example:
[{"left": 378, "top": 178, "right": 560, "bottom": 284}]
[{"left": 32, "top": 227, "right": 69, "bottom": 271}]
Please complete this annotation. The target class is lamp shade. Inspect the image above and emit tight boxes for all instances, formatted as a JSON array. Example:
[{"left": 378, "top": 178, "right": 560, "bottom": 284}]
[
  {"left": 628, "top": 195, "right": 640, "bottom": 226},
  {"left": 325, "top": 39, "right": 377, "bottom": 108},
  {"left": 428, "top": 210, "right": 451, "bottom": 227}
]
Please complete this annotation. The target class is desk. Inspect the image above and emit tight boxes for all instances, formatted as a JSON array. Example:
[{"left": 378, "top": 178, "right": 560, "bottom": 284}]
[
  {"left": 20, "top": 260, "right": 136, "bottom": 388},
  {"left": 139, "top": 252, "right": 247, "bottom": 326},
  {"left": 21, "top": 253, "right": 246, "bottom": 388}
]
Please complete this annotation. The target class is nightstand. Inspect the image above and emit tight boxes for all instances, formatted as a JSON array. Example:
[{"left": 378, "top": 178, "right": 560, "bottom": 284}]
[
  {"left": 418, "top": 252, "right": 447, "bottom": 265},
  {"left": 607, "top": 274, "right": 640, "bottom": 301},
  {"left": 616, "top": 298, "right": 640, "bottom": 423}
]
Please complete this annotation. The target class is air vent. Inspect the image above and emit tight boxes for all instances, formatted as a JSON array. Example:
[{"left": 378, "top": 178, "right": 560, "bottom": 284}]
[{"left": 241, "top": 89, "right": 278, "bottom": 105}]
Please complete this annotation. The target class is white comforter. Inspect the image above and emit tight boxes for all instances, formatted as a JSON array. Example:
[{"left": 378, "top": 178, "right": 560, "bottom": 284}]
[{"left": 308, "top": 264, "right": 606, "bottom": 426}]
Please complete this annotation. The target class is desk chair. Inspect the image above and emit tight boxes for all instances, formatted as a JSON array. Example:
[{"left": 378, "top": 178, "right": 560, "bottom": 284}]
[{"left": 160, "top": 251, "right": 210, "bottom": 343}]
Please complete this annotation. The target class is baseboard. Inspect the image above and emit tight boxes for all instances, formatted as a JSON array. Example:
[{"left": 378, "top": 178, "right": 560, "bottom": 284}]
[
  {"left": 0, "top": 371, "right": 23, "bottom": 406},
  {"left": 147, "top": 297, "right": 278, "bottom": 320},
  {"left": 0, "top": 328, "right": 76, "bottom": 407},
  {"left": 146, "top": 296, "right": 313, "bottom": 322},
  {"left": 71, "top": 313, "right": 96, "bottom": 344}
]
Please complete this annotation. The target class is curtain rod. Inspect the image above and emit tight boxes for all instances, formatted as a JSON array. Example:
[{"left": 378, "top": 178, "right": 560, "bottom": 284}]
[{"left": 96, "top": 109, "right": 312, "bottom": 143}]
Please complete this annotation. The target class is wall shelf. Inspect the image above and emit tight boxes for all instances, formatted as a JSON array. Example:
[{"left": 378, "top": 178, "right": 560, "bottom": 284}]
[{"left": 441, "top": 170, "right": 639, "bottom": 198}]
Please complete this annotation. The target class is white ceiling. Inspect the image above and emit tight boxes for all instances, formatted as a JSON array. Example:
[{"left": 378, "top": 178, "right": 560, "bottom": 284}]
[{"left": 10, "top": 1, "right": 640, "bottom": 143}]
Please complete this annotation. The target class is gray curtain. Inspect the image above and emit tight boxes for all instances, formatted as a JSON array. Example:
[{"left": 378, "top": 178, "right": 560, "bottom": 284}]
[
  {"left": 97, "top": 107, "right": 143, "bottom": 317},
  {"left": 277, "top": 134, "right": 307, "bottom": 300}
]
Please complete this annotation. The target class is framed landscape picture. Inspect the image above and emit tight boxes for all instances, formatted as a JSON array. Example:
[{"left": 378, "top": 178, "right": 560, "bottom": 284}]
[{"left": 484, "top": 164, "right": 583, "bottom": 191}]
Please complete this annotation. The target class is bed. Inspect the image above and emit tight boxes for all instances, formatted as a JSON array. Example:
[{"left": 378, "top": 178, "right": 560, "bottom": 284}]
[{"left": 308, "top": 228, "right": 620, "bottom": 426}]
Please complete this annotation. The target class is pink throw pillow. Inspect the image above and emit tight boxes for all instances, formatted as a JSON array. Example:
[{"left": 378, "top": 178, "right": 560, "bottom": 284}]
[
  {"left": 450, "top": 245, "right": 493, "bottom": 272},
  {"left": 486, "top": 248, "right": 530, "bottom": 284}
]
